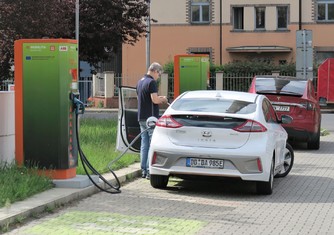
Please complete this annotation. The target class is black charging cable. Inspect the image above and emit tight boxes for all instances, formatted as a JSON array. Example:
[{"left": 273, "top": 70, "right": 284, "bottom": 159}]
[{"left": 73, "top": 97, "right": 156, "bottom": 194}]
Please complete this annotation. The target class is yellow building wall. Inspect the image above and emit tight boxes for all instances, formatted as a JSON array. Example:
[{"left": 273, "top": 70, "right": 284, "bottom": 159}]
[
  {"left": 122, "top": 0, "right": 334, "bottom": 85},
  {"left": 123, "top": 25, "right": 220, "bottom": 87}
]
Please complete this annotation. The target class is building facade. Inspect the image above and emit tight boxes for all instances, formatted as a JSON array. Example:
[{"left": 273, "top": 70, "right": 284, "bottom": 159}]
[{"left": 122, "top": 0, "right": 334, "bottom": 86}]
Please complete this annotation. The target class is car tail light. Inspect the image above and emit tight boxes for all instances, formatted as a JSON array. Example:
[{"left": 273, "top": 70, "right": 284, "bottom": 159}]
[
  {"left": 233, "top": 120, "right": 267, "bottom": 132},
  {"left": 300, "top": 101, "right": 315, "bottom": 110},
  {"left": 257, "top": 158, "right": 263, "bottom": 172},
  {"left": 156, "top": 115, "right": 183, "bottom": 128}
]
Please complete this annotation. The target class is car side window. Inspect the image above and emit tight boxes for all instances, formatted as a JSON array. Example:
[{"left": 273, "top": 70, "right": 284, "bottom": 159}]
[
  {"left": 263, "top": 99, "right": 278, "bottom": 123},
  {"left": 262, "top": 100, "right": 271, "bottom": 122},
  {"left": 267, "top": 101, "right": 278, "bottom": 123},
  {"left": 309, "top": 81, "right": 316, "bottom": 98}
]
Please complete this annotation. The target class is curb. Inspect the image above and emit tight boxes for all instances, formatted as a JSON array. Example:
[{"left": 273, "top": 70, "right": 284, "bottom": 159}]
[
  {"left": 0, "top": 163, "right": 141, "bottom": 229},
  {"left": 85, "top": 108, "right": 118, "bottom": 113}
]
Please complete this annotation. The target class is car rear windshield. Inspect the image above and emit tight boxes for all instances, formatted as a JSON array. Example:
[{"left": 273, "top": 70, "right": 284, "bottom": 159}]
[
  {"left": 255, "top": 78, "right": 306, "bottom": 96},
  {"left": 171, "top": 98, "right": 256, "bottom": 114}
]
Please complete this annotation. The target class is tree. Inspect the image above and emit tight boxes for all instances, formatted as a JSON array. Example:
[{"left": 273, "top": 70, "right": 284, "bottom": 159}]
[
  {"left": 0, "top": 0, "right": 149, "bottom": 80},
  {"left": 79, "top": 0, "right": 149, "bottom": 65},
  {"left": 0, "top": 0, "right": 75, "bottom": 80}
]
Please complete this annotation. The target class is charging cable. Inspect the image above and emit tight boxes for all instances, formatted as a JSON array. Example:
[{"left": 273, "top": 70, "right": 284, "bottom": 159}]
[{"left": 73, "top": 97, "right": 157, "bottom": 194}]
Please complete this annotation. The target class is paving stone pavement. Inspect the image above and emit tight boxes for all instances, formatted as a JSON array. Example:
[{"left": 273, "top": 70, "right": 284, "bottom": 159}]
[{"left": 4, "top": 131, "right": 334, "bottom": 234}]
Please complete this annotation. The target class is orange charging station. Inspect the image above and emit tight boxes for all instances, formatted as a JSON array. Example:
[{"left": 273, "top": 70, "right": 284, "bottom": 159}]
[{"left": 14, "top": 39, "right": 78, "bottom": 179}]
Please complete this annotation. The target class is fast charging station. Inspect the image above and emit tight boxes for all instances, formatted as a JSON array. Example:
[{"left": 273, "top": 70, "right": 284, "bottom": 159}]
[
  {"left": 173, "top": 54, "right": 210, "bottom": 99},
  {"left": 14, "top": 39, "right": 79, "bottom": 179}
]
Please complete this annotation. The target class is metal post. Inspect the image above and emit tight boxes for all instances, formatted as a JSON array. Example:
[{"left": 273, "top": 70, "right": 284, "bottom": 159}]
[
  {"left": 219, "top": 0, "right": 222, "bottom": 65},
  {"left": 146, "top": 0, "right": 151, "bottom": 70},
  {"left": 75, "top": 0, "right": 80, "bottom": 81},
  {"left": 303, "top": 30, "right": 306, "bottom": 80},
  {"left": 75, "top": 0, "right": 79, "bottom": 41}
]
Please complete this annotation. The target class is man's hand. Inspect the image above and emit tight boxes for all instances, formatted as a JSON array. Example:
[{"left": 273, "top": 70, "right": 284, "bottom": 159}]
[{"left": 159, "top": 96, "right": 168, "bottom": 104}]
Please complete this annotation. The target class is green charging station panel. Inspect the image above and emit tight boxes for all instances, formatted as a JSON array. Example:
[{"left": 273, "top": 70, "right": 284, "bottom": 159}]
[
  {"left": 16, "top": 39, "right": 78, "bottom": 170},
  {"left": 174, "top": 55, "right": 210, "bottom": 98}
]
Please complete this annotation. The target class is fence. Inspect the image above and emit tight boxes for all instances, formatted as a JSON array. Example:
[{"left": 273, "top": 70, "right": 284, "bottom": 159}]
[
  {"left": 78, "top": 77, "right": 92, "bottom": 103},
  {"left": 0, "top": 78, "right": 93, "bottom": 103},
  {"left": 0, "top": 80, "right": 14, "bottom": 91},
  {"left": 0, "top": 72, "right": 318, "bottom": 106}
]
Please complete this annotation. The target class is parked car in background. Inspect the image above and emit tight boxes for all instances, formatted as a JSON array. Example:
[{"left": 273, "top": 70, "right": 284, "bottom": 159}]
[{"left": 249, "top": 76, "right": 321, "bottom": 150}]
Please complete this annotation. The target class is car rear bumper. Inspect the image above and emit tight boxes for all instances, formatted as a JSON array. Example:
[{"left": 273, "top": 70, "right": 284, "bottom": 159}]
[
  {"left": 148, "top": 146, "right": 272, "bottom": 182},
  {"left": 284, "top": 127, "right": 314, "bottom": 141}
]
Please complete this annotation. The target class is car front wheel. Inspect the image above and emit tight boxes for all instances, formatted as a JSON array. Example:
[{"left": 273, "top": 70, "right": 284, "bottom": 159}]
[
  {"left": 256, "top": 159, "right": 274, "bottom": 195},
  {"left": 275, "top": 143, "right": 294, "bottom": 178},
  {"left": 150, "top": 175, "right": 169, "bottom": 189}
]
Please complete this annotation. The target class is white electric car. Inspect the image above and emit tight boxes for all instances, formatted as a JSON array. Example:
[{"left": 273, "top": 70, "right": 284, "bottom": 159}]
[{"left": 117, "top": 88, "right": 294, "bottom": 195}]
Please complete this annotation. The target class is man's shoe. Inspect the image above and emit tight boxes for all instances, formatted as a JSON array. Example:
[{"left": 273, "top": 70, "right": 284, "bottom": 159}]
[
  {"left": 146, "top": 173, "right": 150, "bottom": 180},
  {"left": 141, "top": 170, "right": 146, "bottom": 178}
]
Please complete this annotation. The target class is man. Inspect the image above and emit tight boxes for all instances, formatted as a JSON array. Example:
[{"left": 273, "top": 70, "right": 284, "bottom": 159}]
[{"left": 136, "top": 62, "right": 168, "bottom": 179}]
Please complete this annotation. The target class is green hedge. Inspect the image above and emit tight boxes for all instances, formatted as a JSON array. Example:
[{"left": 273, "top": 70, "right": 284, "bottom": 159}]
[{"left": 163, "top": 60, "right": 297, "bottom": 77}]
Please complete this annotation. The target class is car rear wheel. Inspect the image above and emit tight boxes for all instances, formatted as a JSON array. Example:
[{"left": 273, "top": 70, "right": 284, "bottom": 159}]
[
  {"left": 275, "top": 143, "right": 294, "bottom": 178},
  {"left": 256, "top": 159, "right": 274, "bottom": 195},
  {"left": 307, "top": 125, "right": 320, "bottom": 150},
  {"left": 150, "top": 175, "right": 169, "bottom": 189}
]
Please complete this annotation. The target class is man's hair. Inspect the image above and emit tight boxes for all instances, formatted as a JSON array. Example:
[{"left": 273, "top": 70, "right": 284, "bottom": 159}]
[{"left": 148, "top": 62, "right": 162, "bottom": 73}]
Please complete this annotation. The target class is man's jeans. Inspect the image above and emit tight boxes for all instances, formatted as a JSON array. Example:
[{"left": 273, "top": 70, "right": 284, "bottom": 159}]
[{"left": 139, "top": 120, "right": 154, "bottom": 174}]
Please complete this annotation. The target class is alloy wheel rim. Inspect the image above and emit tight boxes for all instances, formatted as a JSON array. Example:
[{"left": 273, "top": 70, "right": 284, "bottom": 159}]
[{"left": 281, "top": 148, "right": 292, "bottom": 174}]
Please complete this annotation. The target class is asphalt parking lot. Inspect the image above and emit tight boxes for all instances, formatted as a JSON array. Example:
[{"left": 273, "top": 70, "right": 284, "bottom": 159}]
[{"left": 6, "top": 113, "right": 334, "bottom": 235}]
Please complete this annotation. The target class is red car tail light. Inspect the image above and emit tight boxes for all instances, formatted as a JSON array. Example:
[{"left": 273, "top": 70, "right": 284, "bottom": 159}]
[
  {"left": 300, "top": 101, "right": 315, "bottom": 111},
  {"left": 156, "top": 115, "right": 183, "bottom": 128},
  {"left": 233, "top": 120, "right": 267, "bottom": 132}
]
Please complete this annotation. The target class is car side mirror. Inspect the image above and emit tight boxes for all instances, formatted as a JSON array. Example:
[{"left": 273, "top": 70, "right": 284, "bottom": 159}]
[
  {"left": 280, "top": 115, "right": 293, "bottom": 124},
  {"left": 146, "top": 116, "right": 158, "bottom": 129}
]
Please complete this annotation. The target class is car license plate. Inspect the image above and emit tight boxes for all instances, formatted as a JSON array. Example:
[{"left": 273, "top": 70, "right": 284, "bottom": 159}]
[
  {"left": 186, "top": 158, "right": 224, "bottom": 169},
  {"left": 274, "top": 105, "right": 290, "bottom": 112}
]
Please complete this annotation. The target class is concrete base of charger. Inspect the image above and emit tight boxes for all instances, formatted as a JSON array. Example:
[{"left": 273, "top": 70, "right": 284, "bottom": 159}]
[{"left": 53, "top": 175, "right": 100, "bottom": 188}]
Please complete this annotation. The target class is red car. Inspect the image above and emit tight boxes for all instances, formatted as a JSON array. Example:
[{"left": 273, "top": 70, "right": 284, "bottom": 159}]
[{"left": 249, "top": 76, "right": 321, "bottom": 150}]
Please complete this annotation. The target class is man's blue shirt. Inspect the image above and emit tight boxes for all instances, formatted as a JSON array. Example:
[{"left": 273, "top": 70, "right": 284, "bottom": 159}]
[{"left": 136, "top": 74, "right": 159, "bottom": 121}]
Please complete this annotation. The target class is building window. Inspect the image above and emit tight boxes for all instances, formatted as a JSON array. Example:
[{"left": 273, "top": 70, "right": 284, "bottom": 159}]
[
  {"left": 315, "top": 50, "right": 334, "bottom": 65},
  {"left": 279, "top": 60, "right": 287, "bottom": 65},
  {"left": 317, "top": 0, "right": 334, "bottom": 21},
  {"left": 277, "top": 6, "right": 288, "bottom": 29},
  {"left": 187, "top": 47, "right": 212, "bottom": 60},
  {"left": 255, "top": 7, "right": 266, "bottom": 29},
  {"left": 233, "top": 7, "right": 244, "bottom": 30},
  {"left": 191, "top": 0, "right": 210, "bottom": 23}
]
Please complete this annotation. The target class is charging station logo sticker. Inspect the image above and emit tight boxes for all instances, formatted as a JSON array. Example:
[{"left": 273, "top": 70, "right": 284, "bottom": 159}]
[{"left": 59, "top": 45, "right": 68, "bottom": 52}]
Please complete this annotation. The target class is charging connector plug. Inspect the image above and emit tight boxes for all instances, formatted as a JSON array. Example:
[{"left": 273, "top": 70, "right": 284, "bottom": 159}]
[{"left": 70, "top": 92, "right": 85, "bottom": 115}]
